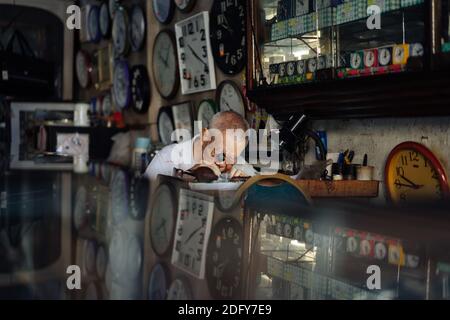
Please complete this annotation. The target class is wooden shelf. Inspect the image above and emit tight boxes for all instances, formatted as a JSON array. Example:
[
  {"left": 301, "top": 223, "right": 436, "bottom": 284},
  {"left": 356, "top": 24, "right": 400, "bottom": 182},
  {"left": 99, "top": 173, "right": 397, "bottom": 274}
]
[{"left": 295, "top": 180, "right": 379, "bottom": 198}]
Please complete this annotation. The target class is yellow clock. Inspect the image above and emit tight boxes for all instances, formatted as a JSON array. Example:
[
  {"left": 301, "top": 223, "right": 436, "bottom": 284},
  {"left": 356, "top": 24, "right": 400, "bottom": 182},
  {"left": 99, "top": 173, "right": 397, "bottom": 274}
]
[{"left": 385, "top": 142, "right": 449, "bottom": 204}]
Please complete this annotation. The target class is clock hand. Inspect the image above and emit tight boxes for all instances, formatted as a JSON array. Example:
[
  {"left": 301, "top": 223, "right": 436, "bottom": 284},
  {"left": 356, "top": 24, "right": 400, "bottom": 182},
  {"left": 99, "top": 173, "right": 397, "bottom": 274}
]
[
  {"left": 187, "top": 45, "right": 207, "bottom": 67},
  {"left": 399, "top": 174, "right": 424, "bottom": 189},
  {"left": 224, "top": 101, "right": 232, "bottom": 110},
  {"left": 159, "top": 53, "right": 169, "bottom": 67},
  {"left": 184, "top": 225, "right": 203, "bottom": 245},
  {"left": 156, "top": 218, "right": 166, "bottom": 232},
  {"left": 395, "top": 182, "right": 423, "bottom": 189}
]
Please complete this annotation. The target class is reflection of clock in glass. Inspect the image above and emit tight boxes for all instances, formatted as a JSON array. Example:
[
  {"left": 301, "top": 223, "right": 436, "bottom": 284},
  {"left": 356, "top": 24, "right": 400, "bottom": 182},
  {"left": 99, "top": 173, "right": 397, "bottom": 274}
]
[
  {"left": 276, "top": 222, "right": 282, "bottom": 235},
  {"left": 99, "top": 2, "right": 111, "bottom": 38},
  {"left": 350, "top": 51, "right": 363, "bottom": 69},
  {"left": 279, "top": 63, "right": 286, "bottom": 77},
  {"left": 110, "top": 169, "right": 129, "bottom": 225},
  {"left": 385, "top": 142, "right": 450, "bottom": 204},
  {"left": 130, "top": 5, "right": 146, "bottom": 52},
  {"left": 150, "top": 183, "right": 176, "bottom": 256},
  {"left": 307, "top": 58, "right": 317, "bottom": 73},
  {"left": 197, "top": 99, "right": 217, "bottom": 129},
  {"left": 296, "top": 60, "right": 305, "bottom": 75},
  {"left": 410, "top": 43, "right": 424, "bottom": 57},
  {"left": 88, "top": 5, "right": 101, "bottom": 43},
  {"left": 286, "top": 61, "right": 296, "bottom": 76},
  {"left": 378, "top": 47, "right": 392, "bottom": 66},
  {"left": 152, "top": 0, "right": 175, "bottom": 24},
  {"left": 304, "top": 228, "right": 314, "bottom": 244},
  {"left": 206, "top": 217, "right": 243, "bottom": 300},
  {"left": 406, "top": 254, "right": 420, "bottom": 268},
  {"left": 175, "top": 11, "right": 217, "bottom": 95},
  {"left": 112, "top": 7, "right": 129, "bottom": 57},
  {"left": 131, "top": 65, "right": 151, "bottom": 114},
  {"left": 359, "top": 239, "right": 372, "bottom": 257},
  {"left": 113, "top": 60, "right": 131, "bottom": 109},
  {"left": 167, "top": 277, "right": 193, "bottom": 300},
  {"left": 152, "top": 30, "right": 179, "bottom": 99},
  {"left": 157, "top": 108, "right": 175, "bottom": 145},
  {"left": 364, "top": 49, "right": 378, "bottom": 68},
  {"left": 216, "top": 80, "right": 246, "bottom": 118},
  {"left": 215, "top": 190, "right": 236, "bottom": 212},
  {"left": 148, "top": 263, "right": 169, "bottom": 300},
  {"left": 76, "top": 50, "right": 92, "bottom": 89},
  {"left": 175, "top": 0, "right": 196, "bottom": 13},
  {"left": 73, "top": 186, "right": 87, "bottom": 231},
  {"left": 210, "top": 0, "right": 246, "bottom": 75}
]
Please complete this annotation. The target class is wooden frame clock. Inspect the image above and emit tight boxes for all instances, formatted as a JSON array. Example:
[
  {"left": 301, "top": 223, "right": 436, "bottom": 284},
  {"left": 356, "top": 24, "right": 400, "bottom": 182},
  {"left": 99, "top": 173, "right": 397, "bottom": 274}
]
[{"left": 385, "top": 142, "right": 450, "bottom": 204}]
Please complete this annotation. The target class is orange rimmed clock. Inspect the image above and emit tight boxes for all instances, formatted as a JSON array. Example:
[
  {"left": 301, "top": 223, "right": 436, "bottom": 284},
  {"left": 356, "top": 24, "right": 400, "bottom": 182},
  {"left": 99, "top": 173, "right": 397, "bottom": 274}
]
[{"left": 385, "top": 142, "right": 450, "bottom": 204}]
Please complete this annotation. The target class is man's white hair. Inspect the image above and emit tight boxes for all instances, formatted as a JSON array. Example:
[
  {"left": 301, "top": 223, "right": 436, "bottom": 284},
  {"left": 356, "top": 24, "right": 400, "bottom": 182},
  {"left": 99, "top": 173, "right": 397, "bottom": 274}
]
[{"left": 210, "top": 111, "right": 249, "bottom": 132}]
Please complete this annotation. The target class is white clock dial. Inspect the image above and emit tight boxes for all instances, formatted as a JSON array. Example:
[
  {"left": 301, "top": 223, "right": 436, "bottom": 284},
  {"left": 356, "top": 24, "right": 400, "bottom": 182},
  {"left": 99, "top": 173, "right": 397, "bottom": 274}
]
[
  {"left": 410, "top": 43, "right": 424, "bottom": 57},
  {"left": 378, "top": 48, "right": 392, "bottom": 66},
  {"left": 346, "top": 236, "right": 358, "bottom": 253},
  {"left": 197, "top": 100, "right": 216, "bottom": 128},
  {"left": 175, "top": 11, "right": 217, "bottom": 95},
  {"left": 286, "top": 62, "right": 295, "bottom": 76},
  {"left": 279, "top": 63, "right": 286, "bottom": 77},
  {"left": 99, "top": 2, "right": 110, "bottom": 37},
  {"left": 76, "top": 50, "right": 91, "bottom": 88},
  {"left": 406, "top": 254, "right": 420, "bottom": 268},
  {"left": 296, "top": 60, "right": 305, "bottom": 75},
  {"left": 150, "top": 184, "right": 176, "bottom": 256},
  {"left": 307, "top": 58, "right": 317, "bottom": 73},
  {"left": 375, "top": 242, "right": 387, "bottom": 260},
  {"left": 157, "top": 109, "right": 175, "bottom": 145},
  {"left": 130, "top": 5, "right": 146, "bottom": 52},
  {"left": 167, "top": 278, "right": 192, "bottom": 300},
  {"left": 276, "top": 222, "right": 282, "bottom": 235},
  {"left": 350, "top": 52, "right": 362, "bottom": 69},
  {"left": 304, "top": 229, "right": 314, "bottom": 244},
  {"left": 364, "top": 50, "right": 376, "bottom": 68},
  {"left": 360, "top": 239, "right": 371, "bottom": 256},
  {"left": 293, "top": 226, "right": 302, "bottom": 241},
  {"left": 216, "top": 80, "right": 246, "bottom": 118},
  {"left": 73, "top": 186, "right": 87, "bottom": 231},
  {"left": 112, "top": 7, "right": 129, "bottom": 57},
  {"left": 317, "top": 56, "right": 327, "bottom": 70},
  {"left": 152, "top": 30, "right": 179, "bottom": 99}
]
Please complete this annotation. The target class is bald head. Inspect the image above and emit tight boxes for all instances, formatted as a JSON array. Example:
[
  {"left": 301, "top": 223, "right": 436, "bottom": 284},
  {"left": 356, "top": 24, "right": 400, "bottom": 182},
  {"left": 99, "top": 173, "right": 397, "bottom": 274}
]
[{"left": 210, "top": 111, "right": 249, "bottom": 132}]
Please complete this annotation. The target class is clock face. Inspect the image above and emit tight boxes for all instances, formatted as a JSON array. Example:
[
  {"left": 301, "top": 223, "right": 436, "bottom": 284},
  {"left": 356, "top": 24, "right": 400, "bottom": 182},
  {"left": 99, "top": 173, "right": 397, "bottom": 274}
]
[
  {"left": 296, "top": 60, "right": 305, "bottom": 75},
  {"left": 206, "top": 217, "right": 243, "bottom": 300},
  {"left": 375, "top": 242, "right": 387, "bottom": 260},
  {"left": 129, "top": 176, "right": 149, "bottom": 220},
  {"left": 73, "top": 186, "right": 87, "bottom": 231},
  {"left": 216, "top": 80, "right": 246, "bottom": 118},
  {"left": 378, "top": 47, "right": 392, "bottom": 66},
  {"left": 215, "top": 190, "right": 236, "bottom": 212},
  {"left": 99, "top": 3, "right": 110, "bottom": 38},
  {"left": 307, "top": 58, "right": 317, "bottom": 73},
  {"left": 152, "top": 0, "right": 175, "bottom": 24},
  {"left": 112, "top": 7, "right": 129, "bottom": 57},
  {"left": 171, "top": 189, "right": 214, "bottom": 279},
  {"left": 350, "top": 52, "right": 362, "bottom": 69},
  {"left": 76, "top": 50, "right": 91, "bottom": 88},
  {"left": 410, "top": 43, "right": 424, "bottom": 57},
  {"left": 385, "top": 142, "right": 450, "bottom": 204},
  {"left": 167, "top": 278, "right": 193, "bottom": 300},
  {"left": 360, "top": 239, "right": 371, "bottom": 257},
  {"left": 110, "top": 169, "right": 129, "bottom": 225},
  {"left": 283, "top": 223, "right": 292, "bottom": 238},
  {"left": 175, "top": 12, "right": 217, "bottom": 95},
  {"left": 175, "top": 0, "right": 196, "bottom": 12},
  {"left": 279, "top": 63, "right": 286, "bottom": 77},
  {"left": 393, "top": 45, "right": 407, "bottom": 65},
  {"left": 293, "top": 225, "right": 302, "bottom": 241},
  {"left": 210, "top": 0, "right": 246, "bottom": 75},
  {"left": 150, "top": 183, "right": 176, "bottom": 256},
  {"left": 287, "top": 61, "right": 296, "bottom": 76},
  {"left": 346, "top": 236, "right": 358, "bottom": 253},
  {"left": 113, "top": 60, "right": 131, "bottom": 109},
  {"left": 157, "top": 108, "right": 175, "bottom": 145},
  {"left": 197, "top": 100, "right": 217, "bottom": 129},
  {"left": 102, "top": 92, "right": 113, "bottom": 116},
  {"left": 96, "top": 245, "right": 107, "bottom": 279},
  {"left": 131, "top": 65, "right": 151, "bottom": 114},
  {"left": 130, "top": 5, "right": 146, "bottom": 52},
  {"left": 148, "top": 263, "right": 169, "bottom": 300},
  {"left": 152, "top": 30, "right": 179, "bottom": 99},
  {"left": 88, "top": 5, "right": 101, "bottom": 43},
  {"left": 364, "top": 50, "right": 377, "bottom": 68}
]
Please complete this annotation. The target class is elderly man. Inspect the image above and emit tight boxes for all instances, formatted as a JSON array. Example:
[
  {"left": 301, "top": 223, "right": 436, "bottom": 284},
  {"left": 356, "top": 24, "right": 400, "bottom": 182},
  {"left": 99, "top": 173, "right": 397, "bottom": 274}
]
[{"left": 145, "top": 111, "right": 256, "bottom": 182}]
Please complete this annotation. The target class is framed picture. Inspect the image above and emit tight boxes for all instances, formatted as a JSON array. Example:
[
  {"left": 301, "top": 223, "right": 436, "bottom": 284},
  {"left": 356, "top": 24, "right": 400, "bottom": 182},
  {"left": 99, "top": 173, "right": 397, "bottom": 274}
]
[{"left": 171, "top": 101, "right": 194, "bottom": 143}]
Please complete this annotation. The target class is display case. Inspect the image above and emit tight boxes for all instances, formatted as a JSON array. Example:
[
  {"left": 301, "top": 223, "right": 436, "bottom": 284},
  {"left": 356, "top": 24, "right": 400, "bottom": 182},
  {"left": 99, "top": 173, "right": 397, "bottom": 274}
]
[{"left": 246, "top": 0, "right": 450, "bottom": 118}]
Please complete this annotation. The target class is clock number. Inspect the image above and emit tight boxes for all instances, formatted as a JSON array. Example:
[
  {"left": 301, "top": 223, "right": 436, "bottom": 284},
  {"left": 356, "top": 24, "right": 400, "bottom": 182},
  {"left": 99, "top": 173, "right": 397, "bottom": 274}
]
[
  {"left": 202, "top": 217, "right": 207, "bottom": 227},
  {"left": 188, "top": 23, "right": 194, "bottom": 35},
  {"left": 179, "top": 37, "right": 185, "bottom": 48},
  {"left": 184, "top": 254, "right": 191, "bottom": 267},
  {"left": 202, "top": 46, "right": 207, "bottom": 58},
  {"left": 199, "top": 232, "right": 205, "bottom": 245},
  {"left": 176, "top": 240, "right": 181, "bottom": 251},
  {"left": 401, "top": 155, "right": 408, "bottom": 166},
  {"left": 200, "top": 29, "right": 206, "bottom": 41},
  {"left": 196, "top": 249, "right": 202, "bottom": 261},
  {"left": 396, "top": 166, "right": 405, "bottom": 177},
  {"left": 181, "top": 52, "right": 186, "bottom": 61},
  {"left": 194, "top": 76, "right": 199, "bottom": 88},
  {"left": 201, "top": 74, "right": 206, "bottom": 86},
  {"left": 409, "top": 152, "right": 419, "bottom": 162}
]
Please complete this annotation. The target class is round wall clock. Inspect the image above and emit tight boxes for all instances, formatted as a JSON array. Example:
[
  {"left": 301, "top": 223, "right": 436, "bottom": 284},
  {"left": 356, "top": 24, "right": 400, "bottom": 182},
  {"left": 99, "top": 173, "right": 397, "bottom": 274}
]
[
  {"left": 73, "top": 186, "right": 87, "bottom": 231},
  {"left": 174, "top": 0, "right": 196, "bottom": 13},
  {"left": 110, "top": 169, "right": 129, "bottom": 225},
  {"left": 167, "top": 277, "right": 193, "bottom": 300},
  {"left": 378, "top": 47, "right": 392, "bottom": 66},
  {"left": 130, "top": 5, "right": 146, "bottom": 52},
  {"left": 206, "top": 217, "right": 243, "bottom": 300},
  {"left": 385, "top": 142, "right": 450, "bottom": 204},
  {"left": 112, "top": 7, "right": 130, "bottom": 57},
  {"left": 96, "top": 245, "right": 108, "bottom": 279},
  {"left": 75, "top": 50, "right": 92, "bottom": 89},
  {"left": 129, "top": 175, "right": 149, "bottom": 220},
  {"left": 88, "top": 5, "right": 101, "bottom": 43},
  {"left": 152, "top": 30, "right": 179, "bottom": 99},
  {"left": 99, "top": 2, "right": 111, "bottom": 38},
  {"left": 216, "top": 80, "right": 246, "bottom": 117},
  {"left": 113, "top": 60, "right": 131, "bottom": 109},
  {"left": 210, "top": 0, "right": 246, "bottom": 75},
  {"left": 131, "top": 65, "right": 151, "bottom": 114},
  {"left": 197, "top": 99, "right": 217, "bottom": 129},
  {"left": 109, "top": 0, "right": 120, "bottom": 19},
  {"left": 152, "top": 0, "right": 175, "bottom": 24},
  {"left": 148, "top": 263, "right": 169, "bottom": 300},
  {"left": 150, "top": 183, "right": 176, "bottom": 256},
  {"left": 157, "top": 108, "right": 175, "bottom": 145}
]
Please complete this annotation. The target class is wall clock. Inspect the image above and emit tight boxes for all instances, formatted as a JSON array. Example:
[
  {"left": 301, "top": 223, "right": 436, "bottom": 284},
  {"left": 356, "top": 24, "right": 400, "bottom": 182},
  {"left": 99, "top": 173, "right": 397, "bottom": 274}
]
[
  {"left": 286, "top": 61, "right": 296, "bottom": 76},
  {"left": 385, "top": 142, "right": 450, "bottom": 204},
  {"left": 96, "top": 244, "right": 108, "bottom": 279},
  {"left": 110, "top": 169, "right": 129, "bottom": 225},
  {"left": 296, "top": 60, "right": 305, "bottom": 75},
  {"left": 88, "top": 5, "right": 101, "bottom": 43},
  {"left": 152, "top": 30, "right": 179, "bottom": 99},
  {"left": 279, "top": 63, "right": 286, "bottom": 77},
  {"left": 378, "top": 47, "right": 393, "bottom": 66},
  {"left": 152, "top": 0, "right": 175, "bottom": 24},
  {"left": 129, "top": 175, "right": 149, "bottom": 220},
  {"left": 99, "top": 2, "right": 111, "bottom": 38},
  {"left": 215, "top": 190, "right": 237, "bottom": 213},
  {"left": 148, "top": 263, "right": 169, "bottom": 300},
  {"left": 131, "top": 65, "right": 151, "bottom": 114},
  {"left": 210, "top": 0, "right": 247, "bottom": 75},
  {"left": 112, "top": 7, "right": 130, "bottom": 57},
  {"left": 306, "top": 57, "right": 317, "bottom": 73},
  {"left": 171, "top": 189, "right": 214, "bottom": 279},
  {"left": 206, "top": 217, "right": 243, "bottom": 300},
  {"left": 175, "top": 0, "right": 196, "bottom": 13},
  {"left": 113, "top": 60, "right": 131, "bottom": 109},
  {"left": 175, "top": 11, "right": 217, "bottom": 95},
  {"left": 393, "top": 44, "right": 409, "bottom": 65},
  {"left": 150, "top": 183, "right": 177, "bottom": 256},
  {"left": 157, "top": 107, "right": 175, "bottom": 145},
  {"left": 410, "top": 43, "right": 424, "bottom": 57},
  {"left": 364, "top": 49, "right": 378, "bottom": 68},
  {"left": 130, "top": 5, "right": 146, "bottom": 52},
  {"left": 350, "top": 51, "right": 364, "bottom": 70},
  {"left": 172, "top": 102, "right": 194, "bottom": 143},
  {"left": 216, "top": 80, "right": 246, "bottom": 118},
  {"left": 73, "top": 186, "right": 87, "bottom": 231},
  {"left": 167, "top": 277, "right": 193, "bottom": 300},
  {"left": 75, "top": 50, "right": 92, "bottom": 89},
  {"left": 197, "top": 99, "right": 217, "bottom": 129}
]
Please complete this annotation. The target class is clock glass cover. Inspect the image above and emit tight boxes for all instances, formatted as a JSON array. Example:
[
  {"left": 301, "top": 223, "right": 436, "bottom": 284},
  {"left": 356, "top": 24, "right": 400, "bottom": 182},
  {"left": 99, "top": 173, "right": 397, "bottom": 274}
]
[
  {"left": 130, "top": 5, "right": 146, "bottom": 52},
  {"left": 157, "top": 108, "right": 175, "bottom": 145},
  {"left": 152, "top": 30, "right": 179, "bottom": 99}
]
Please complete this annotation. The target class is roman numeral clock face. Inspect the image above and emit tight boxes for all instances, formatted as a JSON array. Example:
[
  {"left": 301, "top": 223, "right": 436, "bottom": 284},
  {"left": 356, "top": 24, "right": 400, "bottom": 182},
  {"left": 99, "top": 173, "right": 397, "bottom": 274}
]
[
  {"left": 175, "top": 12, "right": 217, "bottom": 95},
  {"left": 210, "top": 0, "right": 247, "bottom": 75}
]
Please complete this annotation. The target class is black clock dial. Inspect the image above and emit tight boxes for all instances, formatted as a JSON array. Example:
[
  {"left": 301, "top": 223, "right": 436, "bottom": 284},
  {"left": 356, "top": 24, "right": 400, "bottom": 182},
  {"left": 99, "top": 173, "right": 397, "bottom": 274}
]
[
  {"left": 210, "top": 0, "right": 246, "bottom": 75},
  {"left": 131, "top": 65, "right": 151, "bottom": 114},
  {"left": 206, "top": 217, "right": 243, "bottom": 300}
]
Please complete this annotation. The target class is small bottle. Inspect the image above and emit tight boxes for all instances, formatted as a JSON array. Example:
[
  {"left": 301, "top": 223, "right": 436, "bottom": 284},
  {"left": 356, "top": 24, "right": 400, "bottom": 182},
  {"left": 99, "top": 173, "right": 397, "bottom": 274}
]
[{"left": 132, "top": 137, "right": 151, "bottom": 173}]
